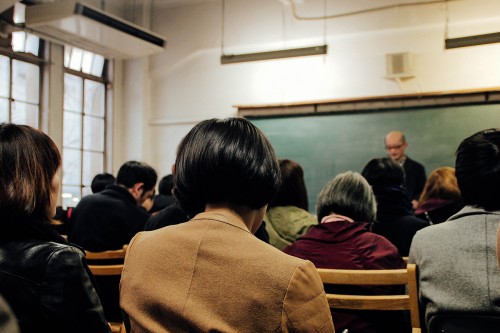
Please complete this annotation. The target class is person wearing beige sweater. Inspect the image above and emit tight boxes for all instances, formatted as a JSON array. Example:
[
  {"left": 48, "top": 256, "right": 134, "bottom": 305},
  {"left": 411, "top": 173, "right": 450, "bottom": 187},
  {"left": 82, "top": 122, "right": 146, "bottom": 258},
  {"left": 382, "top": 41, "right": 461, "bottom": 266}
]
[{"left": 120, "top": 117, "right": 334, "bottom": 333}]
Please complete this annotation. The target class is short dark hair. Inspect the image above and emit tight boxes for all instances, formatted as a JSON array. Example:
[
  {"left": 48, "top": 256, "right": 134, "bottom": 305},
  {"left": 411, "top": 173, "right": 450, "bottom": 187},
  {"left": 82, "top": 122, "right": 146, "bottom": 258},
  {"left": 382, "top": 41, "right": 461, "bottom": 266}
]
[
  {"left": 173, "top": 118, "right": 281, "bottom": 217},
  {"left": 361, "top": 157, "right": 405, "bottom": 187},
  {"left": 455, "top": 128, "right": 500, "bottom": 210},
  {"left": 158, "top": 174, "right": 174, "bottom": 195},
  {"left": 269, "top": 159, "right": 309, "bottom": 211},
  {"left": 316, "top": 171, "right": 377, "bottom": 222},
  {"left": 116, "top": 161, "right": 157, "bottom": 191},
  {"left": 0, "top": 123, "right": 61, "bottom": 226},
  {"left": 91, "top": 173, "right": 116, "bottom": 193}
]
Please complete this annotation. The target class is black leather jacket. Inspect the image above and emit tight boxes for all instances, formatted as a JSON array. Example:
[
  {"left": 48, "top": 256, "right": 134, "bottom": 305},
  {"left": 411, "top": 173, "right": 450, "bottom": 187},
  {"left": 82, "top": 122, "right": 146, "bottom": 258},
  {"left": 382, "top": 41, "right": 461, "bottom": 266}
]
[{"left": 0, "top": 223, "right": 111, "bottom": 333}]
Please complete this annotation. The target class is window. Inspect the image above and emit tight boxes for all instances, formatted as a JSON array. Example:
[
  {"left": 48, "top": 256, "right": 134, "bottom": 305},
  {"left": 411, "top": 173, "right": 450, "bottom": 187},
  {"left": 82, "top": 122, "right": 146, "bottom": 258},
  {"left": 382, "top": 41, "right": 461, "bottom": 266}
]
[
  {"left": 0, "top": 32, "right": 42, "bottom": 127},
  {"left": 62, "top": 46, "right": 108, "bottom": 202}
]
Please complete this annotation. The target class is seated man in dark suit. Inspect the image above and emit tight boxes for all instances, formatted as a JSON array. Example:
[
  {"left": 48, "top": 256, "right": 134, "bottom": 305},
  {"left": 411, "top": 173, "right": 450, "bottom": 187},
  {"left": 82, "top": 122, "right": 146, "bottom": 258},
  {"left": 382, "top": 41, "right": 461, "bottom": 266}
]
[{"left": 385, "top": 130, "right": 426, "bottom": 209}]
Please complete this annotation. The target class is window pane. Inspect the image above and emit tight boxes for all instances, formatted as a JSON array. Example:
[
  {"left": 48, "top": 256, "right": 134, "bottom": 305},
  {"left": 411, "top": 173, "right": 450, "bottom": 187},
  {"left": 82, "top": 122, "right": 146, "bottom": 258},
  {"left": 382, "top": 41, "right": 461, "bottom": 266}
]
[
  {"left": 63, "top": 148, "right": 81, "bottom": 185},
  {"left": 64, "top": 73, "right": 82, "bottom": 112},
  {"left": 81, "top": 51, "right": 93, "bottom": 74},
  {"left": 82, "top": 151, "right": 103, "bottom": 186},
  {"left": 0, "top": 55, "right": 9, "bottom": 98},
  {"left": 84, "top": 80, "right": 105, "bottom": 117},
  {"left": 82, "top": 186, "right": 92, "bottom": 198},
  {"left": 63, "top": 111, "right": 82, "bottom": 149},
  {"left": 91, "top": 54, "right": 105, "bottom": 77},
  {"left": 62, "top": 185, "right": 81, "bottom": 205},
  {"left": 25, "top": 34, "right": 40, "bottom": 56},
  {"left": 64, "top": 46, "right": 71, "bottom": 68},
  {"left": 83, "top": 115, "right": 104, "bottom": 151},
  {"left": 12, "top": 31, "right": 26, "bottom": 52},
  {"left": 12, "top": 60, "right": 39, "bottom": 104},
  {"left": 69, "top": 47, "right": 83, "bottom": 71},
  {"left": 11, "top": 101, "right": 38, "bottom": 127},
  {"left": 0, "top": 98, "right": 9, "bottom": 122}
]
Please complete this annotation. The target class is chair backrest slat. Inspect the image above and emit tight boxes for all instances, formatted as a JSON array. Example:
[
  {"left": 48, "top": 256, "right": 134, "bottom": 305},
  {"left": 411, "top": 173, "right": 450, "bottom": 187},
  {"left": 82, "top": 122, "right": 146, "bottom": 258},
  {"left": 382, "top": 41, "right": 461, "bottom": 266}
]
[
  {"left": 317, "top": 268, "right": 408, "bottom": 285},
  {"left": 88, "top": 264, "right": 124, "bottom": 276},
  {"left": 318, "top": 264, "right": 421, "bottom": 332},
  {"left": 85, "top": 248, "right": 126, "bottom": 260}
]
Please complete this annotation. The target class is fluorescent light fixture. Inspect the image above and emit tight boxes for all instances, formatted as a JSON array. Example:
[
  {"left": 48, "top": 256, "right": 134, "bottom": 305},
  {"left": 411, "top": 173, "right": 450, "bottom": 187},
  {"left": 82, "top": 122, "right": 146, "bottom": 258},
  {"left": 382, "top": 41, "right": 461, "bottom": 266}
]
[
  {"left": 221, "top": 45, "right": 327, "bottom": 64},
  {"left": 23, "top": 1, "right": 166, "bottom": 59},
  {"left": 445, "top": 32, "right": 500, "bottom": 49}
]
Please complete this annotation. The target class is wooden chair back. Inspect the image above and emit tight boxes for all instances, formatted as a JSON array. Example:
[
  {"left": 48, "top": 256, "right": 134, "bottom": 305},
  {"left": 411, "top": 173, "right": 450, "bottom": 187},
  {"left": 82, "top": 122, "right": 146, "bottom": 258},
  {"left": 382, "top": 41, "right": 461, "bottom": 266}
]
[
  {"left": 317, "top": 264, "right": 421, "bottom": 333},
  {"left": 85, "top": 248, "right": 127, "bottom": 260},
  {"left": 85, "top": 248, "right": 127, "bottom": 332},
  {"left": 88, "top": 264, "right": 124, "bottom": 276}
]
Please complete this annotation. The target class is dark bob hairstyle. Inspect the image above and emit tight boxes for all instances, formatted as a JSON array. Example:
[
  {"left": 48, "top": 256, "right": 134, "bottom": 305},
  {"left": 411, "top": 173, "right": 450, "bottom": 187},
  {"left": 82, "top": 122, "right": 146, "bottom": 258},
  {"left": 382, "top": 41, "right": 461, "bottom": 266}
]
[
  {"left": 173, "top": 118, "right": 281, "bottom": 217},
  {"left": 455, "top": 128, "right": 500, "bottom": 211},
  {"left": 361, "top": 157, "right": 405, "bottom": 188},
  {"left": 0, "top": 123, "right": 61, "bottom": 225}
]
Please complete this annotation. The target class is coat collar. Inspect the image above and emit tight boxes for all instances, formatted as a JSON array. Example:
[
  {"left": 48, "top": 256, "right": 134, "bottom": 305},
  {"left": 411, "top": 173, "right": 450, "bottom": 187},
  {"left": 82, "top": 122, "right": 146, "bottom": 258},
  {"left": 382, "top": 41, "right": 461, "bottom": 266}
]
[
  {"left": 190, "top": 211, "right": 252, "bottom": 234},
  {"left": 448, "top": 205, "right": 500, "bottom": 221}
]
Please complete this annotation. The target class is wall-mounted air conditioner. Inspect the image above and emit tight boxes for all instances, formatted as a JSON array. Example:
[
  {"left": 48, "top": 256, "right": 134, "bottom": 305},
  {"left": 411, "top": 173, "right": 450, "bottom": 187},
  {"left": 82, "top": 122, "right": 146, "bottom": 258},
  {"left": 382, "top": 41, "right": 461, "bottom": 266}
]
[{"left": 24, "top": 1, "right": 166, "bottom": 59}]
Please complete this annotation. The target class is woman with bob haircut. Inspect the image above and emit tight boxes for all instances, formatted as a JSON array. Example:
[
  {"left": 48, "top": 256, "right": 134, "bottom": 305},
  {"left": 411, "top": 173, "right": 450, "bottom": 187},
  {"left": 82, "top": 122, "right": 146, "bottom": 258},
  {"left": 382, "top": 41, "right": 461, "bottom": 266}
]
[
  {"left": 0, "top": 123, "right": 110, "bottom": 333},
  {"left": 284, "top": 171, "right": 406, "bottom": 333},
  {"left": 120, "top": 118, "right": 334, "bottom": 332},
  {"left": 415, "top": 167, "right": 464, "bottom": 224},
  {"left": 264, "top": 159, "right": 317, "bottom": 250}
]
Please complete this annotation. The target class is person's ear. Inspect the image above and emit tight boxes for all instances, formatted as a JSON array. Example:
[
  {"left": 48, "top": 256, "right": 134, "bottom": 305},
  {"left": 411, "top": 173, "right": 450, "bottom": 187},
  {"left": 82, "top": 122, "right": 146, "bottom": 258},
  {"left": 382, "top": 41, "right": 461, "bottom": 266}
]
[{"left": 130, "top": 182, "right": 145, "bottom": 199}]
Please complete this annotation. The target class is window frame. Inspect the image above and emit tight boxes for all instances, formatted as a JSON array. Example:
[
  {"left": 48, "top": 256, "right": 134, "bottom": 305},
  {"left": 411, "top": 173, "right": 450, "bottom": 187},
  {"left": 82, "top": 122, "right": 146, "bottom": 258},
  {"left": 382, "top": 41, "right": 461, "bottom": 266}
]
[{"left": 62, "top": 62, "right": 110, "bottom": 200}]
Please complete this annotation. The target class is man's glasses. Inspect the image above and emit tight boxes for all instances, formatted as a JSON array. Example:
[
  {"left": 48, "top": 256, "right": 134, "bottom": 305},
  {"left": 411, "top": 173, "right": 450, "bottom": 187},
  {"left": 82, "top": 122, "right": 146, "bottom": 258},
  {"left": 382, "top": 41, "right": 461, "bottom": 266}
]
[{"left": 385, "top": 144, "right": 403, "bottom": 150}]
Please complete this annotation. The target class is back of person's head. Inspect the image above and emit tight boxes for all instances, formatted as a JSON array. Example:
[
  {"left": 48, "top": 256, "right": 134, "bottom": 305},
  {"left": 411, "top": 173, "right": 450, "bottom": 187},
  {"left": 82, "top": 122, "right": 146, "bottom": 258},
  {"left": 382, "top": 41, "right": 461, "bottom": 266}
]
[
  {"left": 116, "top": 161, "right": 157, "bottom": 191},
  {"left": 455, "top": 128, "right": 500, "bottom": 211},
  {"left": 316, "top": 171, "right": 377, "bottom": 222},
  {"left": 0, "top": 123, "right": 61, "bottom": 226},
  {"left": 173, "top": 117, "right": 281, "bottom": 217},
  {"left": 269, "top": 159, "right": 308, "bottom": 211},
  {"left": 418, "top": 167, "right": 461, "bottom": 203},
  {"left": 361, "top": 157, "right": 405, "bottom": 187},
  {"left": 91, "top": 173, "right": 115, "bottom": 193},
  {"left": 158, "top": 174, "right": 174, "bottom": 195}
]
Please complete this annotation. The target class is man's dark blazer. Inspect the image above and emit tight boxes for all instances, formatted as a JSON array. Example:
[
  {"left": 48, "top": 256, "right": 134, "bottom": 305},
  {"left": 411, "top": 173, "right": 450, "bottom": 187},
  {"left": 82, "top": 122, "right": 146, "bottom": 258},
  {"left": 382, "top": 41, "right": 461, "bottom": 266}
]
[{"left": 403, "top": 156, "right": 426, "bottom": 201}]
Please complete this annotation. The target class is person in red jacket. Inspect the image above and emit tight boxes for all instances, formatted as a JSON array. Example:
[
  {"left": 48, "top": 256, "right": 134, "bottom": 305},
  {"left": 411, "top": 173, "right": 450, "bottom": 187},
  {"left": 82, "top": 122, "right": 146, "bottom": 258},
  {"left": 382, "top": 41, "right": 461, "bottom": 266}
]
[{"left": 284, "top": 171, "right": 407, "bottom": 333}]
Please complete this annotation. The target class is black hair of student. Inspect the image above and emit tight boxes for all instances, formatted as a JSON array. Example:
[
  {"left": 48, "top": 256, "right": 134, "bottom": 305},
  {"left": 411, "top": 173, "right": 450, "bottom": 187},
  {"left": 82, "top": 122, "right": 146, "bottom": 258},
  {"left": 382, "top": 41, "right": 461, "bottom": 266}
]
[
  {"left": 361, "top": 157, "right": 405, "bottom": 187},
  {"left": 455, "top": 128, "right": 500, "bottom": 211},
  {"left": 116, "top": 161, "right": 157, "bottom": 191},
  {"left": 269, "top": 159, "right": 309, "bottom": 211},
  {"left": 0, "top": 123, "right": 61, "bottom": 226},
  {"left": 158, "top": 174, "right": 174, "bottom": 195},
  {"left": 91, "top": 173, "right": 116, "bottom": 193},
  {"left": 173, "top": 117, "right": 281, "bottom": 217}
]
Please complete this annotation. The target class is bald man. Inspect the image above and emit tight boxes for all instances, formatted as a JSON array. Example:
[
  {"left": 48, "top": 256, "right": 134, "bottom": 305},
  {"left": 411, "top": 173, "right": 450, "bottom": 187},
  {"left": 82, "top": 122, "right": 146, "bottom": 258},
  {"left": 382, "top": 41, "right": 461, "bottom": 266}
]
[{"left": 385, "top": 131, "right": 426, "bottom": 209}]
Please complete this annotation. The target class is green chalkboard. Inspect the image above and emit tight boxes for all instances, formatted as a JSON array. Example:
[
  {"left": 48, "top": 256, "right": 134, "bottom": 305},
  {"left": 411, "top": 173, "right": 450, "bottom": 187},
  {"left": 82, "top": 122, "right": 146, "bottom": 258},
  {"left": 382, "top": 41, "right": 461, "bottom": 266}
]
[{"left": 251, "top": 104, "right": 500, "bottom": 213}]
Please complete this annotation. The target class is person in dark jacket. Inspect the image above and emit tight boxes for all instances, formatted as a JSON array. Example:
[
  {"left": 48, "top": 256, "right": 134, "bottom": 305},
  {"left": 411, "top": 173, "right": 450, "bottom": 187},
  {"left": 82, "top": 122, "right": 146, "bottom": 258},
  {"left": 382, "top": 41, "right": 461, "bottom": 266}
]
[
  {"left": 362, "top": 157, "right": 429, "bottom": 256},
  {"left": 385, "top": 131, "right": 426, "bottom": 209},
  {"left": 150, "top": 174, "right": 177, "bottom": 214},
  {"left": 68, "top": 161, "right": 157, "bottom": 251},
  {"left": 284, "top": 171, "right": 407, "bottom": 333},
  {"left": 68, "top": 160, "right": 157, "bottom": 322},
  {"left": 0, "top": 123, "right": 110, "bottom": 333}
]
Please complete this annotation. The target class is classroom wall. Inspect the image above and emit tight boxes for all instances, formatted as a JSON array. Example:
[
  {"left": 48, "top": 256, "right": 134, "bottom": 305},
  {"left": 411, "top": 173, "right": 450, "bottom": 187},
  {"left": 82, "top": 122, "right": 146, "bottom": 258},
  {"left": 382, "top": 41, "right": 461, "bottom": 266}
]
[{"left": 118, "top": 0, "right": 500, "bottom": 179}]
